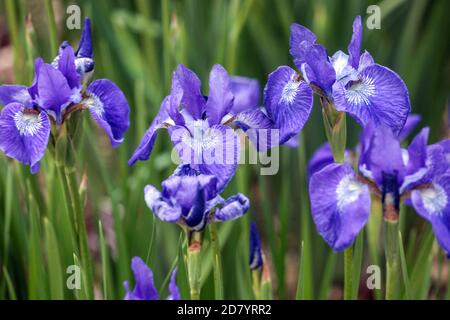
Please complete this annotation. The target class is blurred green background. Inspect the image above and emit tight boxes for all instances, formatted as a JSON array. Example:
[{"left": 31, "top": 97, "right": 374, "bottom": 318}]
[{"left": 0, "top": 0, "right": 449, "bottom": 300}]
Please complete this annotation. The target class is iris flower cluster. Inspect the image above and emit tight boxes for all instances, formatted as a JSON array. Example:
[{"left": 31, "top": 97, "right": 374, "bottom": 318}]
[
  {"left": 264, "top": 16, "right": 410, "bottom": 138},
  {"left": 129, "top": 63, "right": 278, "bottom": 235},
  {"left": 0, "top": 18, "right": 130, "bottom": 173},
  {"left": 309, "top": 122, "right": 450, "bottom": 253}
]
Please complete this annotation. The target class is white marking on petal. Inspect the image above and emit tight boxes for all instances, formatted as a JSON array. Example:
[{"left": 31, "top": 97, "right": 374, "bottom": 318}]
[
  {"left": 399, "top": 167, "right": 427, "bottom": 194},
  {"left": 300, "top": 63, "right": 310, "bottom": 84},
  {"left": 420, "top": 183, "right": 448, "bottom": 216},
  {"left": 182, "top": 119, "right": 221, "bottom": 155},
  {"left": 331, "top": 51, "right": 351, "bottom": 80},
  {"left": 345, "top": 75, "right": 376, "bottom": 106},
  {"left": 14, "top": 109, "right": 43, "bottom": 136},
  {"left": 401, "top": 148, "right": 409, "bottom": 166},
  {"left": 70, "top": 88, "right": 82, "bottom": 104},
  {"left": 84, "top": 93, "right": 104, "bottom": 116},
  {"left": 336, "top": 174, "right": 365, "bottom": 211},
  {"left": 359, "top": 163, "right": 374, "bottom": 180},
  {"left": 280, "top": 78, "right": 300, "bottom": 104}
]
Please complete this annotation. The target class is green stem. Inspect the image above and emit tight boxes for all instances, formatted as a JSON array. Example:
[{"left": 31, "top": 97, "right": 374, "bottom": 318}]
[
  {"left": 385, "top": 219, "right": 399, "bottom": 300},
  {"left": 66, "top": 169, "right": 94, "bottom": 300},
  {"left": 297, "top": 133, "right": 313, "bottom": 299},
  {"left": 187, "top": 232, "right": 202, "bottom": 300},
  {"left": 344, "top": 247, "right": 354, "bottom": 300},
  {"left": 209, "top": 224, "right": 224, "bottom": 300},
  {"left": 251, "top": 269, "right": 261, "bottom": 299}
]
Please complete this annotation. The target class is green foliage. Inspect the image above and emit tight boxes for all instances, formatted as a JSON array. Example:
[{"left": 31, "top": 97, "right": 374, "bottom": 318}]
[{"left": 0, "top": 0, "right": 449, "bottom": 300}]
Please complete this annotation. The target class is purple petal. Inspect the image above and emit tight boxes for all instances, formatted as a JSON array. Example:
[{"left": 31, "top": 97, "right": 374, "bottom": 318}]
[
  {"left": 28, "top": 58, "right": 44, "bottom": 100},
  {"left": 333, "top": 64, "right": 411, "bottom": 135},
  {"left": 249, "top": 222, "right": 263, "bottom": 270},
  {"left": 411, "top": 174, "right": 450, "bottom": 254},
  {"left": 398, "top": 114, "right": 421, "bottom": 141},
  {"left": 303, "top": 44, "right": 336, "bottom": 96},
  {"left": 205, "top": 64, "right": 234, "bottom": 126},
  {"left": 168, "top": 75, "right": 185, "bottom": 125},
  {"left": 289, "top": 23, "right": 317, "bottom": 69},
  {"left": 0, "top": 85, "right": 32, "bottom": 107},
  {"left": 348, "top": 16, "right": 362, "bottom": 69},
  {"left": 263, "top": 66, "right": 313, "bottom": 144},
  {"left": 167, "top": 269, "right": 180, "bottom": 300},
  {"left": 76, "top": 17, "right": 93, "bottom": 59},
  {"left": 57, "top": 45, "right": 80, "bottom": 90},
  {"left": 0, "top": 103, "right": 50, "bottom": 173},
  {"left": 233, "top": 108, "right": 273, "bottom": 151},
  {"left": 214, "top": 193, "right": 250, "bottom": 222},
  {"left": 406, "top": 127, "right": 429, "bottom": 174},
  {"left": 169, "top": 123, "right": 239, "bottom": 192},
  {"left": 358, "top": 51, "right": 374, "bottom": 71},
  {"left": 173, "top": 64, "right": 205, "bottom": 120},
  {"left": 359, "top": 125, "right": 405, "bottom": 187},
  {"left": 403, "top": 144, "right": 448, "bottom": 194},
  {"left": 144, "top": 184, "right": 181, "bottom": 222},
  {"left": 124, "top": 257, "right": 159, "bottom": 300},
  {"left": 308, "top": 143, "right": 352, "bottom": 179},
  {"left": 86, "top": 79, "right": 130, "bottom": 147},
  {"left": 309, "top": 163, "right": 371, "bottom": 251},
  {"left": 229, "top": 76, "right": 260, "bottom": 114},
  {"left": 330, "top": 51, "right": 358, "bottom": 85},
  {"left": 37, "top": 63, "right": 72, "bottom": 123},
  {"left": 162, "top": 173, "right": 218, "bottom": 212},
  {"left": 308, "top": 143, "right": 335, "bottom": 179},
  {"left": 283, "top": 134, "right": 299, "bottom": 148},
  {"left": 128, "top": 97, "right": 172, "bottom": 166},
  {"left": 184, "top": 188, "right": 208, "bottom": 231}
]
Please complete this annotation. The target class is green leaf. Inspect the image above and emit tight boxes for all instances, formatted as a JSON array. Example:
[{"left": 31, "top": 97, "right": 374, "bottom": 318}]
[{"left": 44, "top": 218, "right": 64, "bottom": 299}]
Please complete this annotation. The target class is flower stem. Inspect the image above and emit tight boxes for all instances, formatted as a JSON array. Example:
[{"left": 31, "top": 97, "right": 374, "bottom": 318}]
[
  {"left": 385, "top": 219, "right": 399, "bottom": 300},
  {"left": 251, "top": 269, "right": 262, "bottom": 299},
  {"left": 209, "top": 223, "right": 224, "bottom": 300},
  {"left": 66, "top": 169, "right": 94, "bottom": 300},
  {"left": 343, "top": 247, "right": 354, "bottom": 300},
  {"left": 187, "top": 231, "right": 202, "bottom": 300}
]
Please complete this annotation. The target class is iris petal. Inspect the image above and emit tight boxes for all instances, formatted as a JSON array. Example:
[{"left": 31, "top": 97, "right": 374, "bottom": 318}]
[
  {"left": 214, "top": 193, "right": 250, "bottom": 222},
  {"left": 205, "top": 64, "right": 234, "bottom": 126},
  {"left": 289, "top": 23, "right": 317, "bottom": 69},
  {"left": 0, "top": 85, "right": 33, "bottom": 107},
  {"left": 347, "top": 16, "right": 362, "bottom": 69},
  {"left": 173, "top": 64, "right": 205, "bottom": 120},
  {"left": 128, "top": 97, "right": 172, "bottom": 166},
  {"left": 144, "top": 184, "right": 182, "bottom": 222},
  {"left": 124, "top": 257, "right": 159, "bottom": 300},
  {"left": 37, "top": 63, "right": 72, "bottom": 122},
  {"left": 0, "top": 103, "right": 50, "bottom": 173},
  {"left": 333, "top": 64, "right": 410, "bottom": 135},
  {"left": 309, "top": 163, "right": 371, "bottom": 251},
  {"left": 229, "top": 76, "right": 260, "bottom": 114},
  {"left": 263, "top": 66, "right": 313, "bottom": 144},
  {"left": 169, "top": 123, "right": 239, "bottom": 192},
  {"left": 411, "top": 175, "right": 450, "bottom": 254},
  {"left": 85, "top": 79, "right": 130, "bottom": 147}
]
